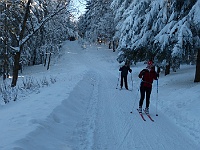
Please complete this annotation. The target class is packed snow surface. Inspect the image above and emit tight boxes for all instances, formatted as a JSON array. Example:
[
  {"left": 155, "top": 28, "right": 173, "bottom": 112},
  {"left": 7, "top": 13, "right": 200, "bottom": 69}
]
[{"left": 0, "top": 40, "right": 200, "bottom": 150}]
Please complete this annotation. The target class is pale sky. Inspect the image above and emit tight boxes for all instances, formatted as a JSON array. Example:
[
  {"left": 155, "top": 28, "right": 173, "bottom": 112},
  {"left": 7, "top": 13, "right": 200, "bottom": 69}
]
[{"left": 70, "top": 0, "right": 86, "bottom": 19}]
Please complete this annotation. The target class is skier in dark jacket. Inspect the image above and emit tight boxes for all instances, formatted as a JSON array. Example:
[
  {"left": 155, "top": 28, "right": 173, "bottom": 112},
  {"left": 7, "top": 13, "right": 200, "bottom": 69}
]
[
  {"left": 138, "top": 61, "right": 159, "bottom": 114},
  {"left": 119, "top": 62, "right": 132, "bottom": 90}
]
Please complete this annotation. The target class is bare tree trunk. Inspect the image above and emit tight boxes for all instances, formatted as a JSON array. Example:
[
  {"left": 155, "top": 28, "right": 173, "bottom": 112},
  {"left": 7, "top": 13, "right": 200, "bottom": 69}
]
[
  {"left": 194, "top": 48, "right": 200, "bottom": 82},
  {"left": 47, "top": 53, "right": 51, "bottom": 70},
  {"left": 165, "top": 62, "right": 170, "bottom": 76},
  {"left": 3, "top": 2, "right": 9, "bottom": 80},
  {"left": 44, "top": 52, "right": 47, "bottom": 67},
  {"left": 113, "top": 41, "right": 115, "bottom": 52},
  {"left": 10, "top": 0, "right": 66, "bottom": 87},
  {"left": 11, "top": 52, "right": 20, "bottom": 87},
  {"left": 3, "top": 58, "right": 9, "bottom": 80},
  {"left": 32, "top": 48, "right": 37, "bottom": 65},
  {"left": 11, "top": 0, "right": 32, "bottom": 87},
  {"left": 3, "top": 38, "right": 9, "bottom": 80},
  {"left": 109, "top": 41, "right": 112, "bottom": 49}
]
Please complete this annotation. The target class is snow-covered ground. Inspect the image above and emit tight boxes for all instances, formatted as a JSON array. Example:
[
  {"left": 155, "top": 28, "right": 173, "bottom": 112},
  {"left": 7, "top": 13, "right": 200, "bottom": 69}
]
[{"left": 0, "top": 40, "right": 200, "bottom": 150}]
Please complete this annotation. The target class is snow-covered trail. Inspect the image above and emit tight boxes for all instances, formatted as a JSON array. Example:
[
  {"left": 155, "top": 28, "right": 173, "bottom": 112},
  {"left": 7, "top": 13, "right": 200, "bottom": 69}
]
[
  {"left": 5, "top": 40, "right": 199, "bottom": 150},
  {"left": 63, "top": 41, "right": 199, "bottom": 150}
]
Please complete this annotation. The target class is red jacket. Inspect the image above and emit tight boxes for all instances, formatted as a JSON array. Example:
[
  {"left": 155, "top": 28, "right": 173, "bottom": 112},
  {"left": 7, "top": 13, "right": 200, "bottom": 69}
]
[{"left": 138, "top": 68, "right": 158, "bottom": 88}]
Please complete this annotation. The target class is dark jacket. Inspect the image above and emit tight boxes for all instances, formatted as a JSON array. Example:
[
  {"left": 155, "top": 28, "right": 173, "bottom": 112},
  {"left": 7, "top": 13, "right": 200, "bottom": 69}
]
[
  {"left": 139, "top": 68, "right": 158, "bottom": 88},
  {"left": 119, "top": 65, "right": 132, "bottom": 76}
]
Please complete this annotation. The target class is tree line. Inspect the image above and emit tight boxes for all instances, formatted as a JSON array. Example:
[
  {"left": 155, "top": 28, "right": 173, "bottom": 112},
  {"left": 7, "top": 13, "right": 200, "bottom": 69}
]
[{"left": 0, "top": 0, "right": 77, "bottom": 86}]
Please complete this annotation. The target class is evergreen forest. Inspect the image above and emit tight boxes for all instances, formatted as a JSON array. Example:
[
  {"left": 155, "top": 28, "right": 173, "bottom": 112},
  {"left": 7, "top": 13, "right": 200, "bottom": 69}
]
[{"left": 1, "top": 0, "right": 200, "bottom": 86}]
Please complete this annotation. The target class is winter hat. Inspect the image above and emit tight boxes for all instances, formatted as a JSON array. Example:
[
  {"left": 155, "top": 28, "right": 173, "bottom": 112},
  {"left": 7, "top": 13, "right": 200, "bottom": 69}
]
[{"left": 147, "top": 61, "right": 153, "bottom": 68}]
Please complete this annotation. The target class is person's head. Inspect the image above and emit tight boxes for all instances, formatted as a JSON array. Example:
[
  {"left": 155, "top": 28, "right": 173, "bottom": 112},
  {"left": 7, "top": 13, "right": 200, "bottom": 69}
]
[
  {"left": 125, "top": 61, "right": 129, "bottom": 66},
  {"left": 147, "top": 61, "right": 153, "bottom": 69}
]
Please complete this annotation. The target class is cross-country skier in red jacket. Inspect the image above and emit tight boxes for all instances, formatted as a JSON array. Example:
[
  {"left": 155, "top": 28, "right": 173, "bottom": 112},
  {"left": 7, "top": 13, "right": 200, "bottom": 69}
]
[{"left": 138, "top": 61, "right": 159, "bottom": 114}]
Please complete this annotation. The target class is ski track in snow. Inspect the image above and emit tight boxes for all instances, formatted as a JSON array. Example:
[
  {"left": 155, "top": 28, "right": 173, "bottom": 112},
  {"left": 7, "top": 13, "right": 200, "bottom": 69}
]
[
  {"left": 62, "top": 42, "right": 199, "bottom": 150},
  {"left": 1, "top": 40, "right": 200, "bottom": 150}
]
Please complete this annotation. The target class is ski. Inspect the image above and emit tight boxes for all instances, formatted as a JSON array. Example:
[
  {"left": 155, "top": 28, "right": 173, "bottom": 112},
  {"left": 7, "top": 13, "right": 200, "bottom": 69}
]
[
  {"left": 137, "top": 109, "right": 146, "bottom": 121},
  {"left": 143, "top": 109, "right": 154, "bottom": 122},
  {"left": 119, "top": 88, "right": 132, "bottom": 91}
]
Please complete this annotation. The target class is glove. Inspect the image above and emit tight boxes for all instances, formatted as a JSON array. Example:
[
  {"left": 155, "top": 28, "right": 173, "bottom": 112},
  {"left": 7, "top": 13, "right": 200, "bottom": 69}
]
[
  {"left": 157, "top": 73, "right": 159, "bottom": 78},
  {"left": 142, "top": 71, "right": 145, "bottom": 75}
]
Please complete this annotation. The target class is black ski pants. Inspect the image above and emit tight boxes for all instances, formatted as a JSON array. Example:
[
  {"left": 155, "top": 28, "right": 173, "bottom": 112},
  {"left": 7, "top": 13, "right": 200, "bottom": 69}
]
[
  {"left": 120, "top": 75, "right": 128, "bottom": 89},
  {"left": 139, "top": 86, "right": 152, "bottom": 108}
]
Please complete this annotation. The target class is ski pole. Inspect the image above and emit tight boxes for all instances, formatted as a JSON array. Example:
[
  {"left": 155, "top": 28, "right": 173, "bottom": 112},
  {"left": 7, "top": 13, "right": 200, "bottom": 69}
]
[
  {"left": 116, "top": 72, "right": 120, "bottom": 89},
  {"left": 156, "top": 79, "right": 158, "bottom": 116},
  {"left": 131, "top": 72, "right": 133, "bottom": 91},
  {"left": 130, "top": 83, "right": 140, "bottom": 113}
]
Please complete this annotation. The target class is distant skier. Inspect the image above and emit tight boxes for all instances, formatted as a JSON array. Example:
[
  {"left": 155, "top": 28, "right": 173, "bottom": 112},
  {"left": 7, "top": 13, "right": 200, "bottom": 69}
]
[
  {"left": 119, "top": 61, "right": 132, "bottom": 90},
  {"left": 138, "top": 61, "right": 159, "bottom": 114}
]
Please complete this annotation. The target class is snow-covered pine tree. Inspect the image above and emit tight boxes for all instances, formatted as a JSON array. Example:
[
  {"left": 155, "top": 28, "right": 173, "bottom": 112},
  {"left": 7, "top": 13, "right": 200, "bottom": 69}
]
[
  {"left": 112, "top": 0, "right": 199, "bottom": 79},
  {"left": 189, "top": 0, "right": 200, "bottom": 82},
  {"left": 114, "top": 0, "right": 153, "bottom": 63},
  {"left": 80, "top": 0, "right": 200, "bottom": 81},
  {"left": 154, "top": 0, "right": 198, "bottom": 74},
  {"left": 79, "top": 0, "right": 114, "bottom": 43}
]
